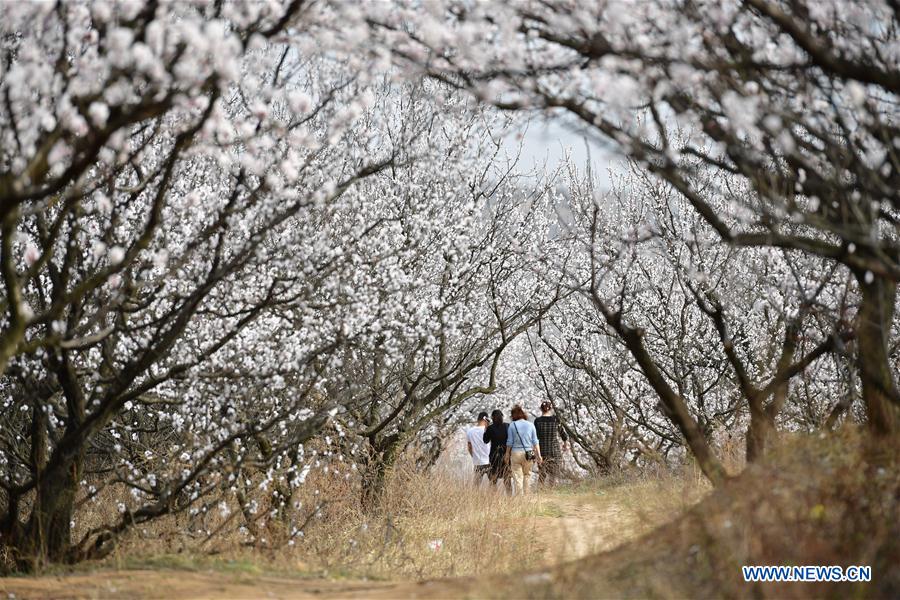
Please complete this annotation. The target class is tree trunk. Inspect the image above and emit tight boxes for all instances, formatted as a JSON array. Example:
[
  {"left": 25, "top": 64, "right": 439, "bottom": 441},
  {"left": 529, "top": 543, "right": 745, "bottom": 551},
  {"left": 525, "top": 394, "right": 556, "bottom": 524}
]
[
  {"left": 589, "top": 288, "right": 728, "bottom": 485},
  {"left": 15, "top": 355, "right": 87, "bottom": 569},
  {"left": 613, "top": 321, "right": 728, "bottom": 485},
  {"left": 746, "top": 403, "right": 774, "bottom": 463},
  {"left": 361, "top": 437, "right": 400, "bottom": 511},
  {"left": 746, "top": 375, "right": 789, "bottom": 463},
  {"left": 825, "top": 357, "right": 857, "bottom": 430},
  {"left": 856, "top": 274, "right": 900, "bottom": 435},
  {"left": 19, "top": 454, "right": 82, "bottom": 570}
]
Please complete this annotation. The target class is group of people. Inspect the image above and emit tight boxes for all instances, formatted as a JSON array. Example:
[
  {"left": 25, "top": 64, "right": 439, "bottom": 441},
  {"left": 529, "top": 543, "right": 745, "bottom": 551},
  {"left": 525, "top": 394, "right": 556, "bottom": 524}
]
[{"left": 465, "top": 401, "right": 568, "bottom": 495}]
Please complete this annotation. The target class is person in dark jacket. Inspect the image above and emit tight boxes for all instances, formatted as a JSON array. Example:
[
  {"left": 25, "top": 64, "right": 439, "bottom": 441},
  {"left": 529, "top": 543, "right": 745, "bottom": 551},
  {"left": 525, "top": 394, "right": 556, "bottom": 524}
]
[
  {"left": 483, "top": 409, "right": 510, "bottom": 491},
  {"left": 534, "top": 401, "right": 568, "bottom": 486}
]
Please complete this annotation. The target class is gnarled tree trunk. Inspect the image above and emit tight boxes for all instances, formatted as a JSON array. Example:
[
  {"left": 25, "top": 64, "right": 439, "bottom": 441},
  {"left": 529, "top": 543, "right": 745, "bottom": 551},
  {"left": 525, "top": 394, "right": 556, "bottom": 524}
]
[
  {"left": 745, "top": 402, "right": 773, "bottom": 464},
  {"left": 856, "top": 274, "right": 899, "bottom": 435},
  {"left": 19, "top": 452, "right": 83, "bottom": 570},
  {"left": 361, "top": 435, "right": 402, "bottom": 511}
]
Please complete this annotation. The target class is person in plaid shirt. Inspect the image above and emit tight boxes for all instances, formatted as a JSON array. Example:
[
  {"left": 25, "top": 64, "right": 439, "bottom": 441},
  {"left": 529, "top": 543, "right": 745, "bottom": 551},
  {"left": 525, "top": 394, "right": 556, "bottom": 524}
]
[{"left": 534, "top": 401, "right": 568, "bottom": 486}]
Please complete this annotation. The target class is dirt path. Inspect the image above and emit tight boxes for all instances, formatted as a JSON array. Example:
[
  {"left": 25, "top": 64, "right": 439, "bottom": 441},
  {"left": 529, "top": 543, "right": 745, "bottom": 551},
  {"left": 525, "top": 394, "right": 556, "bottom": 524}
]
[
  {"left": 0, "top": 488, "right": 661, "bottom": 599},
  {"left": 531, "top": 493, "right": 643, "bottom": 563},
  {"left": 1, "top": 570, "right": 395, "bottom": 599}
]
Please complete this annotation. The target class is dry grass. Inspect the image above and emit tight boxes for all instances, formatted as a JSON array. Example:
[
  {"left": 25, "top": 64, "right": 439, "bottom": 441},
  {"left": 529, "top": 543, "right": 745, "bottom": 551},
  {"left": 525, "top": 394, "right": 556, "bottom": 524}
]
[
  {"left": 528, "top": 427, "right": 900, "bottom": 599},
  {"left": 556, "top": 469, "right": 709, "bottom": 518},
  {"left": 288, "top": 464, "right": 544, "bottom": 579},
  {"left": 14, "top": 428, "right": 891, "bottom": 600},
  {"left": 3, "top": 462, "right": 712, "bottom": 598},
  {"left": 15, "top": 450, "right": 710, "bottom": 586},
  {"left": 76, "top": 459, "right": 545, "bottom": 582},
  {"left": 45, "top": 454, "right": 706, "bottom": 587},
  {"left": 522, "top": 467, "right": 710, "bottom": 563}
]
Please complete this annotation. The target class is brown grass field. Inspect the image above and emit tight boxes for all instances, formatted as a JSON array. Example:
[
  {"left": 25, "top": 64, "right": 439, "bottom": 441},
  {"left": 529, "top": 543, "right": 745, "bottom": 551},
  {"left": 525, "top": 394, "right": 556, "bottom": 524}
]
[{"left": 1, "top": 428, "right": 897, "bottom": 599}]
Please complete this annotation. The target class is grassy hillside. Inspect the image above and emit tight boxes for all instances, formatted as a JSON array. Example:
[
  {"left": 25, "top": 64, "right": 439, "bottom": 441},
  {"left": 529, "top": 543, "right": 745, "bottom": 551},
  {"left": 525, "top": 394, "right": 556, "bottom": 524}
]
[
  {"left": 531, "top": 428, "right": 899, "bottom": 599},
  {"left": 2, "top": 429, "right": 895, "bottom": 599}
]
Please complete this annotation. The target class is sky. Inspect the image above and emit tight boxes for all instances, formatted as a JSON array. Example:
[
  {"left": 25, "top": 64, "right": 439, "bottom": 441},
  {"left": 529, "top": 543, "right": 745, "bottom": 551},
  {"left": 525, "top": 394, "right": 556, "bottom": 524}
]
[{"left": 503, "top": 114, "right": 619, "bottom": 191}]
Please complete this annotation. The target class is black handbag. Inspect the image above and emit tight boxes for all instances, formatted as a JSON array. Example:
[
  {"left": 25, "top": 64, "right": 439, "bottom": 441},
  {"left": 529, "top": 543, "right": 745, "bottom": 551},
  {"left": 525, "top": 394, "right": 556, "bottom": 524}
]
[{"left": 512, "top": 422, "right": 535, "bottom": 461}]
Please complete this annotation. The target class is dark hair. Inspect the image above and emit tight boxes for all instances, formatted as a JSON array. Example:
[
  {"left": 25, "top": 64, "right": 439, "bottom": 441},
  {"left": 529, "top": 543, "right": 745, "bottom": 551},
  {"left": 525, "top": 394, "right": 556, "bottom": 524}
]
[
  {"left": 510, "top": 405, "right": 527, "bottom": 421},
  {"left": 477, "top": 411, "right": 489, "bottom": 422},
  {"left": 491, "top": 409, "right": 504, "bottom": 426},
  {"left": 540, "top": 401, "right": 553, "bottom": 413}
]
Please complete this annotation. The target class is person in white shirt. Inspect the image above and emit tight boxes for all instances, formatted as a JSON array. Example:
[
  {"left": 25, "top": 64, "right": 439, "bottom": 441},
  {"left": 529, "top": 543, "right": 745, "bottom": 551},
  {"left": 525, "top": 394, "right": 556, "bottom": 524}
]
[{"left": 466, "top": 411, "right": 492, "bottom": 485}]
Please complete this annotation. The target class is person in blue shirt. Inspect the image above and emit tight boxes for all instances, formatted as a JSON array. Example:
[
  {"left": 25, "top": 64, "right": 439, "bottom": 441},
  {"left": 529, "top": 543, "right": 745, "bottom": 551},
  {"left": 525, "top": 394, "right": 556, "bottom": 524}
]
[{"left": 503, "top": 405, "right": 542, "bottom": 496}]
